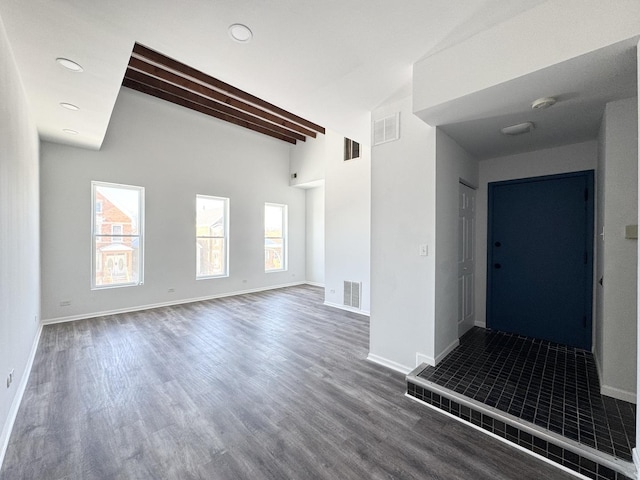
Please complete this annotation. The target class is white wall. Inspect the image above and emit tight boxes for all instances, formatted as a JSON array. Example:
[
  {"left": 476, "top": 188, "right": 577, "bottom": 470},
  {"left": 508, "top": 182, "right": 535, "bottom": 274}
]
[
  {"left": 636, "top": 41, "right": 640, "bottom": 467},
  {"left": 288, "top": 125, "right": 370, "bottom": 313},
  {"left": 413, "top": 1, "right": 640, "bottom": 115},
  {"left": 305, "top": 185, "right": 325, "bottom": 286},
  {"left": 40, "top": 88, "right": 306, "bottom": 322},
  {"left": 475, "top": 141, "right": 598, "bottom": 328},
  {"left": 597, "top": 97, "right": 638, "bottom": 402},
  {"left": 0, "top": 15, "right": 40, "bottom": 465},
  {"left": 290, "top": 133, "right": 325, "bottom": 186},
  {"left": 369, "top": 95, "right": 437, "bottom": 372},
  {"left": 434, "top": 129, "right": 478, "bottom": 361},
  {"left": 323, "top": 130, "right": 371, "bottom": 314}
]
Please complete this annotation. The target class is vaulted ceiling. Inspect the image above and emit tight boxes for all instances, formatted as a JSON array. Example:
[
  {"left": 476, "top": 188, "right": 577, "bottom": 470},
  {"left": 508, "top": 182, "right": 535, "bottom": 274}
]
[{"left": 0, "top": 0, "right": 544, "bottom": 149}]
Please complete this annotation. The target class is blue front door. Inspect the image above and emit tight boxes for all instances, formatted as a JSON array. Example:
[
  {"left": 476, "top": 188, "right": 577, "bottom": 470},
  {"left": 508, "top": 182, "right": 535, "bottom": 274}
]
[{"left": 487, "top": 171, "right": 594, "bottom": 350}]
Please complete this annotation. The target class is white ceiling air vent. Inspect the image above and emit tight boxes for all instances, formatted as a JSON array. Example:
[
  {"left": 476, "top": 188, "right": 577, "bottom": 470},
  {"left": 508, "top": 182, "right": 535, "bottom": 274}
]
[
  {"left": 373, "top": 112, "right": 400, "bottom": 146},
  {"left": 343, "top": 281, "right": 362, "bottom": 309}
]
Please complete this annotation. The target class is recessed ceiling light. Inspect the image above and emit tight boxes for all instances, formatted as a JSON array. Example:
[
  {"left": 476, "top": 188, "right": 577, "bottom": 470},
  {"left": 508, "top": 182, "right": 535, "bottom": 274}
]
[
  {"left": 56, "top": 57, "right": 83, "bottom": 72},
  {"left": 228, "top": 24, "right": 253, "bottom": 43},
  {"left": 60, "top": 102, "right": 80, "bottom": 111},
  {"left": 500, "top": 122, "right": 535, "bottom": 136},
  {"left": 63, "top": 128, "right": 79, "bottom": 135},
  {"left": 531, "top": 96, "right": 557, "bottom": 109}
]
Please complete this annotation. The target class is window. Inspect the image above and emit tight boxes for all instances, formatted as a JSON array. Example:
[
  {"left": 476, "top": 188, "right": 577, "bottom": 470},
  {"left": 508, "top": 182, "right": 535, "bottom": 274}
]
[
  {"left": 111, "top": 224, "right": 123, "bottom": 243},
  {"left": 196, "top": 195, "right": 229, "bottom": 278},
  {"left": 344, "top": 137, "right": 360, "bottom": 161},
  {"left": 265, "top": 203, "right": 287, "bottom": 272},
  {"left": 91, "top": 181, "right": 144, "bottom": 289}
]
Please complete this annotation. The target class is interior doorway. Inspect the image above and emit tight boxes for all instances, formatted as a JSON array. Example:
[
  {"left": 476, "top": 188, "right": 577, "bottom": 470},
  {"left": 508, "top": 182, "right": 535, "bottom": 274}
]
[{"left": 487, "top": 170, "right": 594, "bottom": 350}]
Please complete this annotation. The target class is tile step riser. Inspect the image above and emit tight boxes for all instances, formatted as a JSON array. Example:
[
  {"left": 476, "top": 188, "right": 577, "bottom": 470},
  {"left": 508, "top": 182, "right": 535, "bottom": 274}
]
[{"left": 407, "top": 379, "right": 634, "bottom": 480}]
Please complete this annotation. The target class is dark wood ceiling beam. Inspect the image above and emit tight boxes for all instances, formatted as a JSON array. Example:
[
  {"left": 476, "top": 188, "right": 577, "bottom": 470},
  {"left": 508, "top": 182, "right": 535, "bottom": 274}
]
[
  {"left": 128, "top": 57, "right": 316, "bottom": 139},
  {"left": 132, "top": 43, "right": 325, "bottom": 135},
  {"left": 122, "top": 79, "right": 297, "bottom": 144},
  {"left": 125, "top": 68, "right": 306, "bottom": 142}
]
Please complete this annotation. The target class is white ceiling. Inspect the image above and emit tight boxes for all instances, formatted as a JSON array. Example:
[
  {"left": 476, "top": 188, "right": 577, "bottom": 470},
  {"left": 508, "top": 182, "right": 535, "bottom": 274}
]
[
  {"left": 0, "top": 0, "right": 545, "bottom": 150},
  {"left": 424, "top": 38, "right": 638, "bottom": 160}
]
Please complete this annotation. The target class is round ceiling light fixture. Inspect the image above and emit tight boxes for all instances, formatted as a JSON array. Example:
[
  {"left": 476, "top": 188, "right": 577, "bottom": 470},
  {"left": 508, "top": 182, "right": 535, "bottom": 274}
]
[
  {"left": 56, "top": 57, "right": 84, "bottom": 72},
  {"left": 531, "top": 96, "right": 557, "bottom": 110},
  {"left": 500, "top": 121, "right": 535, "bottom": 136},
  {"left": 62, "top": 128, "right": 79, "bottom": 135},
  {"left": 60, "top": 102, "right": 80, "bottom": 111},
  {"left": 228, "top": 23, "right": 253, "bottom": 43}
]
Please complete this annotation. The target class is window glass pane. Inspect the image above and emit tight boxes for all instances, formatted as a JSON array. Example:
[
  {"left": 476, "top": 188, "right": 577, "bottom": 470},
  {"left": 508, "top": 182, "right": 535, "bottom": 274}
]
[
  {"left": 265, "top": 238, "right": 284, "bottom": 271},
  {"left": 94, "top": 241, "right": 141, "bottom": 287},
  {"left": 95, "top": 185, "right": 141, "bottom": 235},
  {"left": 92, "top": 182, "right": 143, "bottom": 289},
  {"left": 197, "top": 197, "right": 225, "bottom": 237},
  {"left": 197, "top": 238, "right": 225, "bottom": 277},
  {"left": 265, "top": 204, "right": 283, "bottom": 237},
  {"left": 196, "top": 195, "right": 228, "bottom": 278}
]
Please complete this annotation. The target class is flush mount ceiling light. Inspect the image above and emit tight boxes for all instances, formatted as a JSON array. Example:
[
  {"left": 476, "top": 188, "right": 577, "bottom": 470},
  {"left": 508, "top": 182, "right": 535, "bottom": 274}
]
[
  {"left": 501, "top": 121, "right": 535, "bottom": 136},
  {"left": 56, "top": 57, "right": 83, "bottom": 72},
  {"left": 62, "top": 128, "right": 79, "bottom": 135},
  {"left": 59, "top": 102, "right": 80, "bottom": 111},
  {"left": 228, "top": 23, "right": 253, "bottom": 43},
  {"left": 531, "top": 96, "right": 557, "bottom": 110}
]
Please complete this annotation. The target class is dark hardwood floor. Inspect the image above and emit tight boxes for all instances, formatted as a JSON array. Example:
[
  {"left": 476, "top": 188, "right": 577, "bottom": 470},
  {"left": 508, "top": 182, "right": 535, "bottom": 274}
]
[{"left": 1, "top": 285, "right": 576, "bottom": 479}]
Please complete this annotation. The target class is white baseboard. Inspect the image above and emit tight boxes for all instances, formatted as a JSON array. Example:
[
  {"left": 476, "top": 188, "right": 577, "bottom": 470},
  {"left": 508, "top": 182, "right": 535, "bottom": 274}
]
[
  {"left": 305, "top": 281, "right": 325, "bottom": 288},
  {"left": 366, "top": 354, "right": 412, "bottom": 375},
  {"left": 474, "top": 320, "right": 486, "bottom": 328},
  {"left": 0, "top": 323, "right": 43, "bottom": 471},
  {"left": 593, "top": 351, "right": 636, "bottom": 404},
  {"left": 434, "top": 338, "right": 460, "bottom": 365},
  {"left": 633, "top": 448, "right": 640, "bottom": 478},
  {"left": 600, "top": 384, "right": 637, "bottom": 404},
  {"left": 42, "top": 282, "right": 307, "bottom": 325},
  {"left": 323, "top": 301, "right": 370, "bottom": 317},
  {"left": 416, "top": 353, "right": 434, "bottom": 366}
]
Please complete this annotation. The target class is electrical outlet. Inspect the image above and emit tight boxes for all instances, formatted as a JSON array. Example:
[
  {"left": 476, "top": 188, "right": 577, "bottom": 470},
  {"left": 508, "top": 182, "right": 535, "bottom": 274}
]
[
  {"left": 60, "top": 300, "right": 71, "bottom": 307},
  {"left": 167, "top": 288, "right": 175, "bottom": 293}
]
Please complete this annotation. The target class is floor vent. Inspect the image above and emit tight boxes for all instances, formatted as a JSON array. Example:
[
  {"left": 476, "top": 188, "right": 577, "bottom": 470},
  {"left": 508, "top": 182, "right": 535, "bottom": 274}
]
[
  {"left": 343, "top": 281, "right": 361, "bottom": 308},
  {"left": 373, "top": 112, "right": 400, "bottom": 146}
]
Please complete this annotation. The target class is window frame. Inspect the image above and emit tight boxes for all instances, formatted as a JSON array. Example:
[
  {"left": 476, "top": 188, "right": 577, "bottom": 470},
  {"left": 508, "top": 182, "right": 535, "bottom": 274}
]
[
  {"left": 196, "top": 194, "right": 230, "bottom": 279},
  {"left": 91, "top": 181, "right": 145, "bottom": 290},
  {"left": 264, "top": 202, "right": 288, "bottom": 272}
]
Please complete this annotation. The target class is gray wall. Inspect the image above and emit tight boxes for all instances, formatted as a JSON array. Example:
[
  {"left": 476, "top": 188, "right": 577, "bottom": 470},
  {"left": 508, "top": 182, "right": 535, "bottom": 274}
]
[
  {"left": 597, "top": 97, "right": 638, "bottom": 402},
  {"left": 0, "top": 16, "right": 40, "bottom": 462},
  {"left": 40, "top": 88, "right": 306, "bottom": 322}
]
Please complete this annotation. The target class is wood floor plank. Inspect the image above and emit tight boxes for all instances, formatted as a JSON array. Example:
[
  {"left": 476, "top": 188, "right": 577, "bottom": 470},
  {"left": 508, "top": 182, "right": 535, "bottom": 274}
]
[{"left": 1, "top": 285, "right": 576, "bottom": 479}]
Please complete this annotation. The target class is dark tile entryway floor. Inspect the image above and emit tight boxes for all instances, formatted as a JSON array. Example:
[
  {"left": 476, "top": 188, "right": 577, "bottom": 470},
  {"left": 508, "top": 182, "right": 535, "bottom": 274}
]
[{"left": 416, "top": 327, "right": 636, "bottom": 462}]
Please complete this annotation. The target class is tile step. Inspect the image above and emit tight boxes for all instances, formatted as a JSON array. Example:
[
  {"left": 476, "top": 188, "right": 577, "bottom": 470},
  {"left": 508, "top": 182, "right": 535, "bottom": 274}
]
[{"left": 407, "top": 366, "right": 635, "bottom": 480}]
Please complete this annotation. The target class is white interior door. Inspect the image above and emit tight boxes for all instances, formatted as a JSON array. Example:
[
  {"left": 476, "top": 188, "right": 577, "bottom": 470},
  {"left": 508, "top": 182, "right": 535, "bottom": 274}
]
[{"left": 458, "top": 182, "right": 476, "bottom": 337}]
